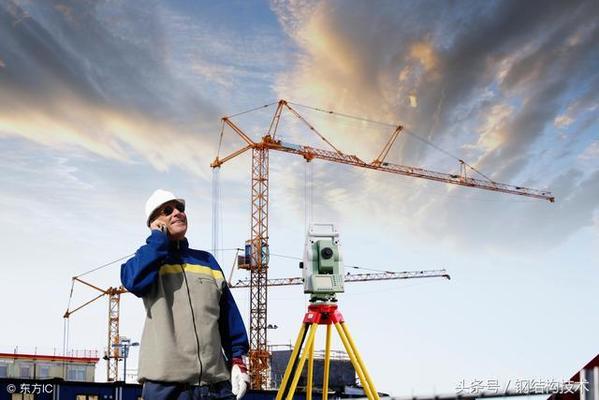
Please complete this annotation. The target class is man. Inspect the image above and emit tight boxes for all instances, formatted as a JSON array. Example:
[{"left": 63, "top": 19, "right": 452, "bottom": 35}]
[{"left": 121, "top": 189, "right": 250, "bottom": 400}]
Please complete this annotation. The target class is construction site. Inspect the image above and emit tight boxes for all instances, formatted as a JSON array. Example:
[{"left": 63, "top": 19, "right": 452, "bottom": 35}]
[
  {"left": 3, "top": 100, "right": 596, "bottom": 400},
  {"left": 2, "top": 1, "right": 598, "bottom": 399}
]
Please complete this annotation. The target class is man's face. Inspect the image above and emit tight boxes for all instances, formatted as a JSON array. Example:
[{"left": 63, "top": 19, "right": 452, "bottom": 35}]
[{"left": 151, "top": 200, "right": 188, "bottom": 240}]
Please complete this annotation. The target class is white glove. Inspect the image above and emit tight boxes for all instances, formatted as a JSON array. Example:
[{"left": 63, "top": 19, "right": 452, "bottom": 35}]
[{"left": 231, "top": 361, "right": 250, "bottom": 400}]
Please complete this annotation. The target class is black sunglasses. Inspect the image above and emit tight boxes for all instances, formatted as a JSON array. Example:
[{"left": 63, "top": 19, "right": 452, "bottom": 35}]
[{"left": 161, "top": 203, "right": 185, "bottom": 217}]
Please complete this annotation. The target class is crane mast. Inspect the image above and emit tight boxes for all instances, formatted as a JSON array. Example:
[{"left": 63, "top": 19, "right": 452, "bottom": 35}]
[
  {"left": 247, "top": 147, "right": 270, "bottom": 380},
  {"left": 213, "top": 99, "right": 554, "bottom": 390}
]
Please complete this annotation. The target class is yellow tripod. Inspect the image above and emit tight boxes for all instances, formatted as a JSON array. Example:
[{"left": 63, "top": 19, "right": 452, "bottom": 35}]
[{"left": 275, "top": 303, "right": 380, "bottom": 400}]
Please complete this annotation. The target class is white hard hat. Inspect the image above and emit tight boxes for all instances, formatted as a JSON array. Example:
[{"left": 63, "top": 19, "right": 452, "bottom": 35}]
[{"left": 145, "top": 189, "right": 185, "bottom": 227}]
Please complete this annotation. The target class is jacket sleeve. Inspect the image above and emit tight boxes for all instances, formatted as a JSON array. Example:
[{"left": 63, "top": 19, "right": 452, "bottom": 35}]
[
  {"left": 214, "top": 256, "right": 249, "bottom": 362},
  {"left": 120, "top": 230, "right": 169, "bottom": 297}
]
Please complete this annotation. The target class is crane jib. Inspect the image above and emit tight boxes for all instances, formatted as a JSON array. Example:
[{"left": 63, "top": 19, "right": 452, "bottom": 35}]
[{"left": 273, "top": 140, "right": 554, "bottom": 202}]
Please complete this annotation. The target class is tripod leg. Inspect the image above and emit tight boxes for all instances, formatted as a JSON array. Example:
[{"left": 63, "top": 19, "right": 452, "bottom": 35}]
[
  {"left": 322, "top": 323, "right": 332, "bottom": 400},
  {"left": 306, "top": 334, "right": 314, "bottom": 400},
  {"left": 334, "top": 322, "right": 379, "bottom": 400},
  {"left": 286, "top": 322, "right": 319, "bottom": 400},
  {"left": 276, "top": 322, "right": 309, "bottom": 400},
  {"left": 340, "top": 322, "right": 379, "bottom": 399}
]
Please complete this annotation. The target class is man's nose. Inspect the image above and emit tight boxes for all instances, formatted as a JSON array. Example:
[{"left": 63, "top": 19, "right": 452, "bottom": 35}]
[{"left": 172, "top": 207, "right": 184, "bottom": 217}]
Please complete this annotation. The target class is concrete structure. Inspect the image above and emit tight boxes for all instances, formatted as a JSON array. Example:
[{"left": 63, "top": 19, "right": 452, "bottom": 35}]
[{"left": 0, "top": 352, "right": 98, "bottom": 382}]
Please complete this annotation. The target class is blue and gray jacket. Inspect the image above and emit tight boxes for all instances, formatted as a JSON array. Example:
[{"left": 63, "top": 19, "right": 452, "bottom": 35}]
[{"left": 121, "top": 231, "right": 249, "bottom": 384}]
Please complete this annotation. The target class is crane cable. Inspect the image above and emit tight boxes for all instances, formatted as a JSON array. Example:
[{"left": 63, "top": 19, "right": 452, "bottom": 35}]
[
  {"left": 76, "top": 254, "right": 135, "bottom": 278},
  {"left": 216, "top": 102, "right": 278, "bottom": 160},
  {"left": 287, "top": 101, "right": 495, "bottom": 182},
  {"left": 65, "top": 252, "right": 135, "bottom": 315},
  {"left": 216, "top": 120, "right": 225, "bottom": 161},
  {"left": 288, "top": 101, "right": 397, "bottom": 128},
  {"left": 226, "top": 102, "right": 277, "bottom": 119}
]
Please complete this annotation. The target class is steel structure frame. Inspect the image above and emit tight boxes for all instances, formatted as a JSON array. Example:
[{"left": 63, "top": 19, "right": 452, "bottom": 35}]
[
  {"left": 248, "top": 147, "right": 271, "bottom": 388},
  {"left": 107, "top": 289, "right": 122, "bottom": 381}
]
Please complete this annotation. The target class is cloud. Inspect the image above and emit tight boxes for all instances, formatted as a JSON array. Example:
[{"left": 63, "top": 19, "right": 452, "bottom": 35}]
[
  {"left": 0, "top": 93, "right": 218, "bottom": 177},
  {"left": 408, "top": 94, "right": 417, "bottom": 108},
  {"left": 2, "top": 0, "right": 597, "bottom": 251},
  {"left": 419, "top": 168, "right": 599, "bottom": 252},
  {"left": 409, "top": 42, "right": 438, "bottom": 73},
  {"left": 554, "top": 115, "right": 574, "bottom": 128},
  {"left": 0, "top": 0, "right": 221, "bottom": 175},
  {"left": 554, "top": 83, "right": 599, "bottom": 130},
  {"left": 467, "top": 103, "right": 513, "bottom": 153},
  {"left": 579, "top": 141, "right": 599, "bottom": 161},
  {"left": 0, "top": 0, "right": 300, "bottom": 179},
  {"left": 271, "top": 0, "right": 599, "bottom": 249}
]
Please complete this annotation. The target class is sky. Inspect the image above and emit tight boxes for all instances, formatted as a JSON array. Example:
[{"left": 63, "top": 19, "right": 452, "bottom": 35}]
[{"left": 0, "top": 0, "right": 598, "bottom": 396}]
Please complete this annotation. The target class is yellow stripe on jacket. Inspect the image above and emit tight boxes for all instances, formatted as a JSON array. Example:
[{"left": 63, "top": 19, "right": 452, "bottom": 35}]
[{"left": 159, "top": 263, "right": 225, "bottom": 281}]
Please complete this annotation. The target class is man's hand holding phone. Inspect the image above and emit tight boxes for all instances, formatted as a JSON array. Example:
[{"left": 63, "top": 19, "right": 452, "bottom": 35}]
[{"left": 150, "top": 219, "right": 169, "bottom": 236}]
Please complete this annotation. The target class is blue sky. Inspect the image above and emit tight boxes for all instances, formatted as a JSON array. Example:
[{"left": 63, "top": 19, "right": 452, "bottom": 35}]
[{"left": 1, "top": 0, "right": 598, "bottom": 396}]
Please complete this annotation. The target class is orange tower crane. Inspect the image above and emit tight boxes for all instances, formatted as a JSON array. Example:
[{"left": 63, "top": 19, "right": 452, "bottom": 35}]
[
  {"left": 63, "top": 277, "right": 127, "bottom": 382},
  {"left": 210, "top": 99, "right": 554, "bottom": 389}
]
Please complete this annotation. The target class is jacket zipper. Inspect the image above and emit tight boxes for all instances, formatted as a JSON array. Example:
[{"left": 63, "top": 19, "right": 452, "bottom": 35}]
[{"left": 178, "top": 245, "right": 204, "bottom": 384}]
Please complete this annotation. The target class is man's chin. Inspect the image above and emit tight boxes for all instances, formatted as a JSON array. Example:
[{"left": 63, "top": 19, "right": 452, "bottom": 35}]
[{"left": 169, "top": 225, "right": 187, "bottom": 240}]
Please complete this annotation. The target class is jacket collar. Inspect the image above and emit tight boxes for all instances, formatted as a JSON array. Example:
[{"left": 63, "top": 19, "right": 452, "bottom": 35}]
[{"left": 169, "top": 237, "right": 189, "bottom": 251}]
